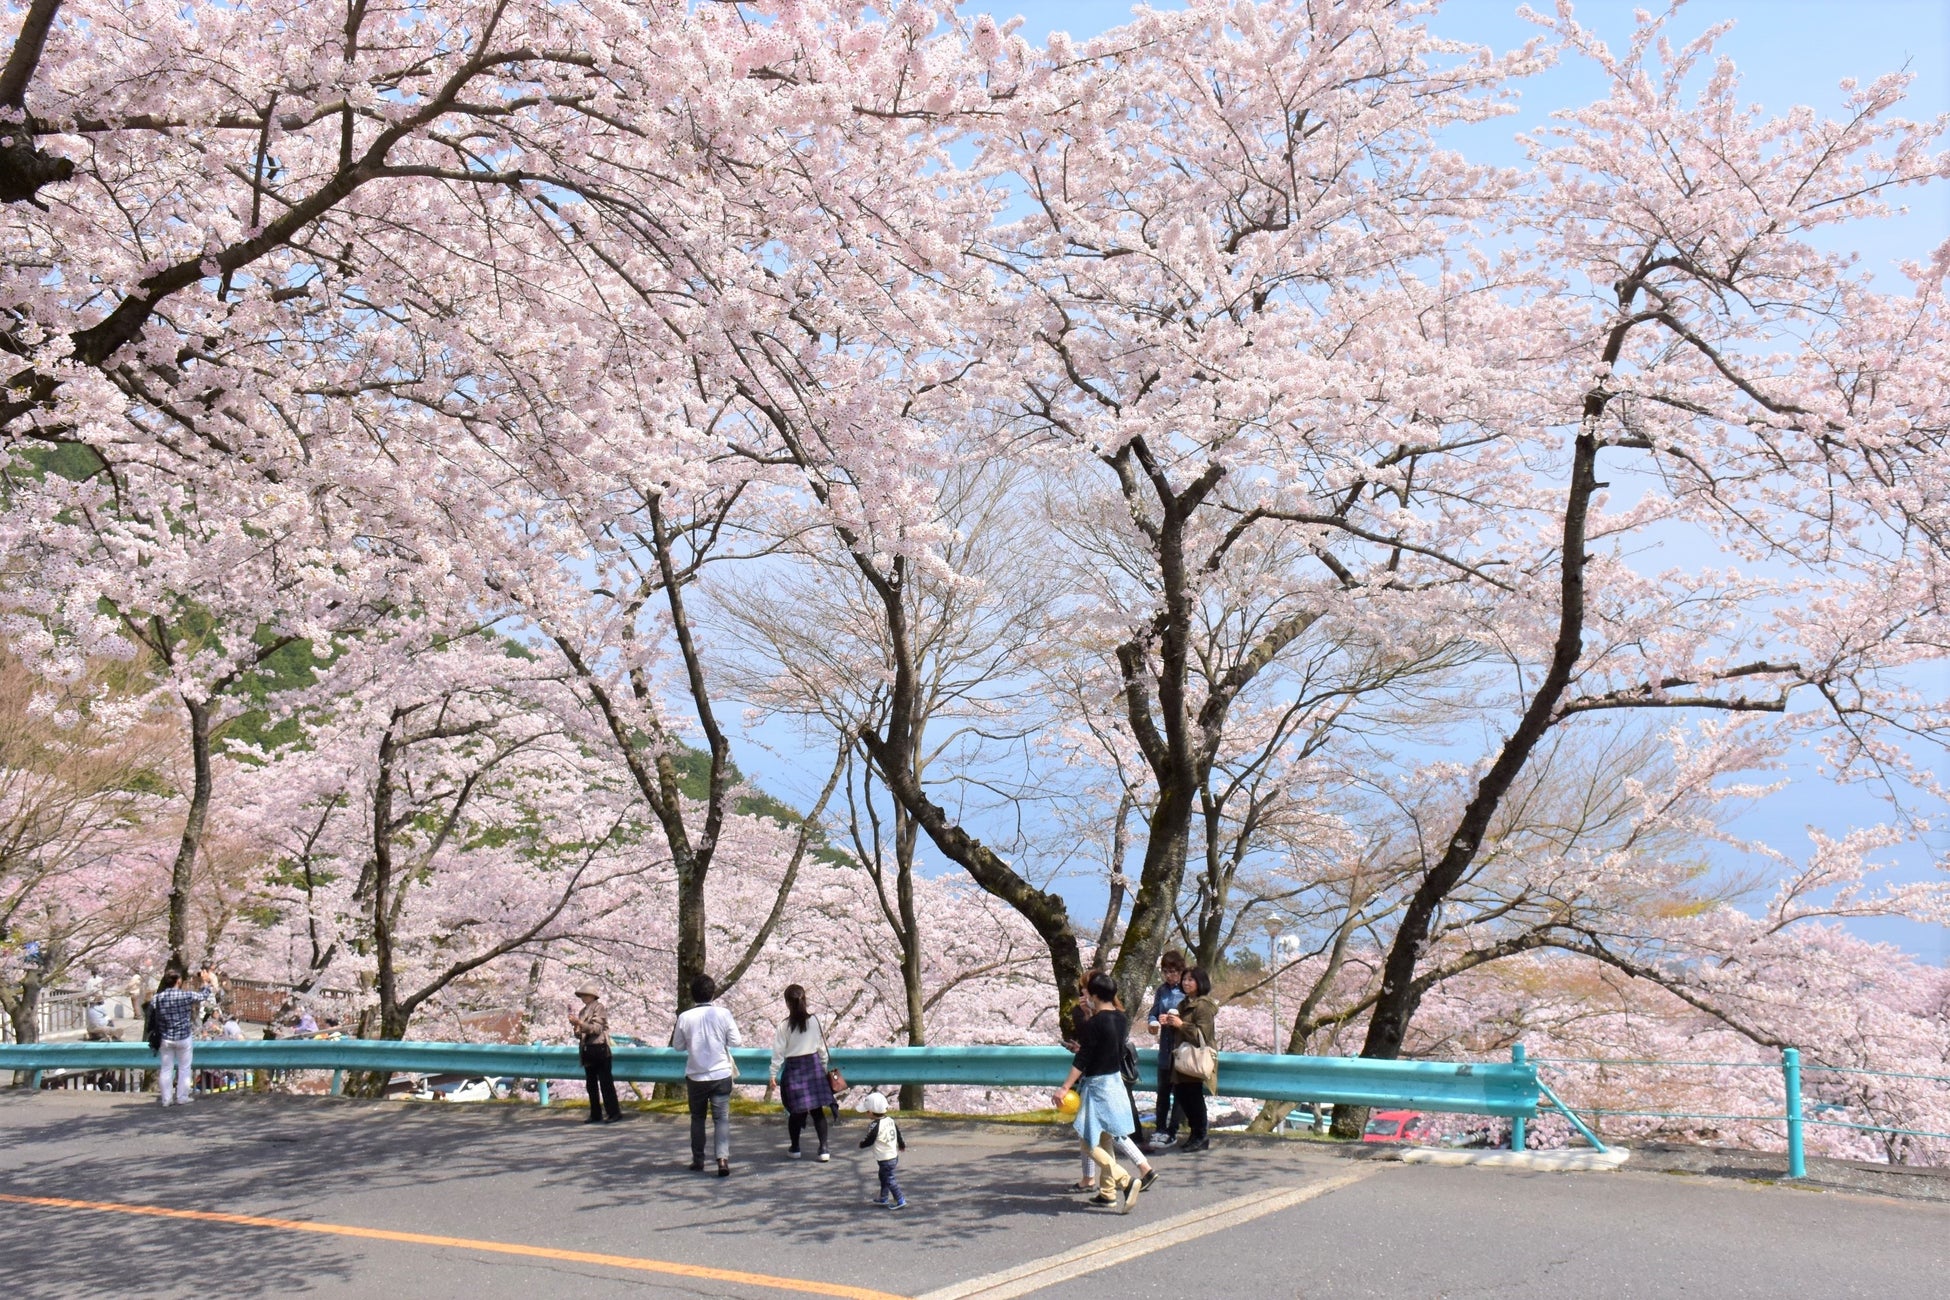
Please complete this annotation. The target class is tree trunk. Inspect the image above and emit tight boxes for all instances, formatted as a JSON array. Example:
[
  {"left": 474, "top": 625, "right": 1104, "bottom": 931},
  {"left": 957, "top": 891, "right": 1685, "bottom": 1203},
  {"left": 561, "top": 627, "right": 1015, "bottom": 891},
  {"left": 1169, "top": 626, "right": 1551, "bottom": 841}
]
[
  {"left": 862, "top": 723, "right": 1085, "bottom": 1032},
  {"left": 854, "top": 552, "right": 1086, "bottom": 1031},
  {"left": 1111, "top": 767, "right": 1202, "bottom": 1004},
  {"left": 1191, "top": 796, "right": 1228, "bottom": 971},
  {"left": 1090, "top": 793, "right": 1134, "bottom": 970},
  {"left": 1353, "top": 437, "right": 1601, "bottom": 1072},
  {"left": 675, "top": 861, "right": 708, "bottom": 1014},
  {"left": 1330, "top": 351, "right": 1619, "bottom": 1136},
  {"left": 895, "top": 805, "right": 926, "bottom": 1112},
  {"left": 165, "top": 695, "right": 213, "bottom": 971},
  {"left": 5, "top": 966, "right": 41, "bottom": 1047},
  {"left": 0, "top": 0, "right": 76, "bottom": 208},
  {"left": 345, "top": 719, "right": 403, "bottom": 1100},
  {"left": 1106, "top": 448, "right": 1225, "bottom": 1014}
]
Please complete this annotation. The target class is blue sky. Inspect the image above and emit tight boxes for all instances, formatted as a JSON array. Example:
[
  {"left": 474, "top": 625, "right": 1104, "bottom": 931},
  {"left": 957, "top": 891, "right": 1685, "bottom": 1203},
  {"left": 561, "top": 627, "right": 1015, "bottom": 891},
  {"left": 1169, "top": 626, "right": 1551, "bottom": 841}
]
[
  {"left": 1004, "top": 0, "right": 1949, "bottom": 275},
  {"left": 728, "top": 1, "right": 1950, "bottom": 961}
]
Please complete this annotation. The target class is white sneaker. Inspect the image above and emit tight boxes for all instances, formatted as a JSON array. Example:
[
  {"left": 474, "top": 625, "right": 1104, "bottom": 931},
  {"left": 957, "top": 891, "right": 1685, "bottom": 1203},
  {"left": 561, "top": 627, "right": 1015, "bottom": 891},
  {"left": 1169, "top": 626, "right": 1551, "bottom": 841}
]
[{"left": 817, "top": 1151, "right": 831, "bottom": 1163}]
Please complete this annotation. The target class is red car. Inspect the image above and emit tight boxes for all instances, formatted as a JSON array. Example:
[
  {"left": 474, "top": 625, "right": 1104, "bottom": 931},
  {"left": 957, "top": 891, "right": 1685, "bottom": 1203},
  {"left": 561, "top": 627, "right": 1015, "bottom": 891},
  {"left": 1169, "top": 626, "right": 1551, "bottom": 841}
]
[{"left": 1361, "top": 1109, "right": 1434, "bottom": 1143}]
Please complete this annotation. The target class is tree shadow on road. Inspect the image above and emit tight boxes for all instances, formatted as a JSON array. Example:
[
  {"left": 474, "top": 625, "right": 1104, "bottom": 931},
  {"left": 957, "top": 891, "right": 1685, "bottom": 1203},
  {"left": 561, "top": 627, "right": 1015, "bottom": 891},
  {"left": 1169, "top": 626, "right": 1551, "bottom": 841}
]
[{"left": 0, "top": 1092, "right": 1335, "bottom": 1287}]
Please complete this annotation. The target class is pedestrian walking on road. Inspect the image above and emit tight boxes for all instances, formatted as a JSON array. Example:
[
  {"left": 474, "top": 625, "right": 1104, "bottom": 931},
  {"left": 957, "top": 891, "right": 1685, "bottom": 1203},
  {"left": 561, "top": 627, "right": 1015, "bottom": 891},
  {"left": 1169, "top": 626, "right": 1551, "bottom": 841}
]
[
  {"left": 1147, "top": 950, "right": 1187, "bottom": 1143},
  {"left": 1158, "top": 966, "right": 1218, "bottom": 1152},
  {"left": 1110, "top": 986, "right": 1152, "bottom": 1155},
  {"left": 1056, "top": 972, "right": 1156, "bottom": 1214},
  {"left": 858, "top": 1092, "right": 906, "bottom": 1209},
  {"left": 768, "top": 984, "right": 834, "bottom": 1161},
  {"left": 570, "top": 985, "right": 622, "bottom": 1124},
  {"left": 671, "top": 974, "right": 742, "bottom": 1176},
  {"left": 1061, "top": 981, "right": 1097, "bottom": 1192},
  {"left": 151, "top": 970, "right": 211, "bottom": 1107}
]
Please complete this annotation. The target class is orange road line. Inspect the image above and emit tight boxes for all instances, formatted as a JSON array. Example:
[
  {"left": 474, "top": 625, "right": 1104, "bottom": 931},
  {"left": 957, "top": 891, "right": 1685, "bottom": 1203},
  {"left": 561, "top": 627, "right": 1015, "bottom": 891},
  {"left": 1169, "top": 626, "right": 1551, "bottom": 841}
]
[{"left": 0, "top": 1191, "right": 910, "bottom": 1300}]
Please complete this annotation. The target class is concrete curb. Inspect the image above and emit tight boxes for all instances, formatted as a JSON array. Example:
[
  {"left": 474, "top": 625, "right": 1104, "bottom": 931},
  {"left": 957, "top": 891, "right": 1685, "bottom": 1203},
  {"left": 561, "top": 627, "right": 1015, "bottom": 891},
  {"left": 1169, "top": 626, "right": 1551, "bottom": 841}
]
[{"left": 1400, "top": 1145, "right": 1632, "bottom": 1172}]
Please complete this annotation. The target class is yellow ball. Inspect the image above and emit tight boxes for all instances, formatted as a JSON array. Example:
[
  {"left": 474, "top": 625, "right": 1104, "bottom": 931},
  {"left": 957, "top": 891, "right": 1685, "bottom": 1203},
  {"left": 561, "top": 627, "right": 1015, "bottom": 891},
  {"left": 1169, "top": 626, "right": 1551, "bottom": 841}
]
[{"left": 1058, "top": 1090, "right": 1081, "bottom": 1118}]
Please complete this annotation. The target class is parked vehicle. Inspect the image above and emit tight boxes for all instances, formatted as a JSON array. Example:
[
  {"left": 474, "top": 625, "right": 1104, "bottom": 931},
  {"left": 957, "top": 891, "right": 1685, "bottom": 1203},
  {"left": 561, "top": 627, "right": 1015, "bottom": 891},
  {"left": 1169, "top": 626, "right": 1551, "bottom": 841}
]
[
  {"left": 411, "top": 1075, "right": 513, "bottom": 1102},
  {"left": 1361, "top": 1109, "right": 1434, "bottom": 1142}
]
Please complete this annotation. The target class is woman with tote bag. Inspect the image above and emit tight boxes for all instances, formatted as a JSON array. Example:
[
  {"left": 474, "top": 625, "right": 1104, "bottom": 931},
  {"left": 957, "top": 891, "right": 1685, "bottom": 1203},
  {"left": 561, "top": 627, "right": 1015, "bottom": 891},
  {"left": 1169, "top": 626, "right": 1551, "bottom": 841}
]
[{"left": 1158, "top": 966, "right": 1218, "bottom": 1152}]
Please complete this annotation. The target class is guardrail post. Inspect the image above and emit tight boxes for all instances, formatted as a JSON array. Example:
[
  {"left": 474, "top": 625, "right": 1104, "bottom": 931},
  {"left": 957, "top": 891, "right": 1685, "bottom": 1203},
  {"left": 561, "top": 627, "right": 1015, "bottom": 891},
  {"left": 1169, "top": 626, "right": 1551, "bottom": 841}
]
[
  {"left": 1510, "top": 1043, "right": 1527, "bottom": 1151},
  {"left": 538, "top": 1079, "right": 550, "bottom": 1107},
  {"left": 330, "top": 1070, "right": 344, "bottom": 1096},
  {"left": 28, "top": 1069, "right": 42, "bottom": 1091},
  {"left": 1782, "top": 1047, "right": 1805, "bottom": 1179}
]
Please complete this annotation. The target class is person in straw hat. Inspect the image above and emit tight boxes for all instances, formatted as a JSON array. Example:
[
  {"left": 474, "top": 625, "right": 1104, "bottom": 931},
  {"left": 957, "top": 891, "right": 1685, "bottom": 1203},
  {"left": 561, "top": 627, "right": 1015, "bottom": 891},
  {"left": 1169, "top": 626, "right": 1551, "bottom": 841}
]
[{"left": 569, "top": 984, "right": 621, "bottom": 1124}]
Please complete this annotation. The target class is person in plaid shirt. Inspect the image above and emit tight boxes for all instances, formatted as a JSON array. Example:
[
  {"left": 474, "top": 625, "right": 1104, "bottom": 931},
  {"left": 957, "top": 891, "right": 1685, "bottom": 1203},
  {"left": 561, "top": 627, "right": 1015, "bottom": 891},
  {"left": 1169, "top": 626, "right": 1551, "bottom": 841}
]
[{"left": 152, "top": 970, "right": 211, "bottom": 1107}]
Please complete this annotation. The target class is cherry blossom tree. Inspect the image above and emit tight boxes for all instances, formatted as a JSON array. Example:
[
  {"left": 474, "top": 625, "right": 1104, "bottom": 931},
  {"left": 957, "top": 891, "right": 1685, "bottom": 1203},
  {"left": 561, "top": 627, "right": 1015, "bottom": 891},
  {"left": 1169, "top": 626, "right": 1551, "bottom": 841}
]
[
  {"left": 0, "top": 646, "right": 168, "bottom": 1042},
  {"left": 1326, "top": 7, "right": 1950, "bottom": 1126},
  {"left": 715, "top": 452, "right": 1060, "bottom": 1101},
  {"left": 968, "top": 0, "right": 1538, "bottom": 1014}
]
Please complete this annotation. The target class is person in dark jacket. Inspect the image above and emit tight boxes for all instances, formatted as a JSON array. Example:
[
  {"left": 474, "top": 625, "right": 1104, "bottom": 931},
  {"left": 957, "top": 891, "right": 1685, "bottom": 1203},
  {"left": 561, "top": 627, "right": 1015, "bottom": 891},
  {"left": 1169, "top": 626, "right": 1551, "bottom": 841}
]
[
  {"left": 1147, "top": 950, "right": 1188, "bottom": 1143},
  {"left": 569, "top": 985, "right": 621, "bottom": 1123},
  {"left": 1158, "top": 965, "right": 1217, "bottom": 1152}
]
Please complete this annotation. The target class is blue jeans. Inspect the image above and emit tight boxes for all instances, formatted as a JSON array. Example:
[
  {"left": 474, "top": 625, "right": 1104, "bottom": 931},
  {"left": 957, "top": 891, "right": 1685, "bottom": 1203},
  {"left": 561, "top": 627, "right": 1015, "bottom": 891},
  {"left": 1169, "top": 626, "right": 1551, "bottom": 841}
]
[
  {"left": 877, "top": 1158, "right": 902, "bottom": 1202},
  {"left": 688, "top": 1077, "right": 733, "bottom": 1161}
]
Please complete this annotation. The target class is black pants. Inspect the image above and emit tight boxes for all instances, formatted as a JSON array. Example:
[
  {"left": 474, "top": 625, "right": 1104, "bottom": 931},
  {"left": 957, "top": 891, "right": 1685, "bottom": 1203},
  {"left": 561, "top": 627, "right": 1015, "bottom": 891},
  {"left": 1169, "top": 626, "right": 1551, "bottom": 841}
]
[
  {"left": 1156, "top": 1054, "right": 1179, "bottom": 1137},
  {"left": 787, "top": 1107, "right": 830, "bottom": 1152},
  {"left": 1121, "top": 1074, "right": 1149, "bottom": 1146},
  {"left": 1173, "top": 1077, "right": 1209, "bottom": 1143},
  {"left": 581, "top": 1044, "right": 620, "bottom": 1120}
]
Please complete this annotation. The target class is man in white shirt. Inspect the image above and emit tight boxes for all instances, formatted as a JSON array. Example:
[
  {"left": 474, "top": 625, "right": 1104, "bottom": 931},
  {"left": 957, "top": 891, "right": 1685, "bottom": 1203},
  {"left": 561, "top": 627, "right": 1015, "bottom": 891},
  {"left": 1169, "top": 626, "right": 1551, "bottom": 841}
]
[
  {"left": 670, "top": 974, "right": 742, "bottom": 1176},
  {"left": 84, "top": 998, "right": 118, "bottom": 1041}
]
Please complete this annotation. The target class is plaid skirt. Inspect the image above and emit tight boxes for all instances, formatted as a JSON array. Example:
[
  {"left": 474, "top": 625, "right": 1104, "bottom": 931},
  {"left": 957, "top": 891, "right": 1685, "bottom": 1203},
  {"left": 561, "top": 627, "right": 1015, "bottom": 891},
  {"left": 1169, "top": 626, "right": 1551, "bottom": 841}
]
[{"left": 780, "top": 1052, "right": 834, "bottom": 1115}]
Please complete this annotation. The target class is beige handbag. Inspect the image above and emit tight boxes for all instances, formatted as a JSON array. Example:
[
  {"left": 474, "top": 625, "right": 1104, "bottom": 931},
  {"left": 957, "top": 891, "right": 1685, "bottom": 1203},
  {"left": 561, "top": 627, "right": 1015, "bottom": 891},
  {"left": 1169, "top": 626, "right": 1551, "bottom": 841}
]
[
  {"left": 1172, "top": 1040, "right": 1217, "bottom": 1083},
  {"left": 1173, "top": 1007, "right": 1218, "bottom": 1091}
]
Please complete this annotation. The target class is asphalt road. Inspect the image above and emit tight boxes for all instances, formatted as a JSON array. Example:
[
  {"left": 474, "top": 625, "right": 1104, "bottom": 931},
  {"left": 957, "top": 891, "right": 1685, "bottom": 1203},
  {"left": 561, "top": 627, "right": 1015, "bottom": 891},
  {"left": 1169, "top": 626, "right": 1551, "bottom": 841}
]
[{"left": 1, "top": 1091, "right": 1943, "bottom": 1299}]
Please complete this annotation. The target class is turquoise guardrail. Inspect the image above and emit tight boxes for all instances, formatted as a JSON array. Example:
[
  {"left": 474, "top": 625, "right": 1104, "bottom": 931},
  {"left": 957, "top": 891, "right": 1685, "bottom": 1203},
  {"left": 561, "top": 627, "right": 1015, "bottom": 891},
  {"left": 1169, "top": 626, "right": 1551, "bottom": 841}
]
[
  {"left": 0, "top": 1040, "right": 1539, "bottom": 1117},
  {"left": 1525, "top": 1045, "right": 1950, "bottom": 1176}
]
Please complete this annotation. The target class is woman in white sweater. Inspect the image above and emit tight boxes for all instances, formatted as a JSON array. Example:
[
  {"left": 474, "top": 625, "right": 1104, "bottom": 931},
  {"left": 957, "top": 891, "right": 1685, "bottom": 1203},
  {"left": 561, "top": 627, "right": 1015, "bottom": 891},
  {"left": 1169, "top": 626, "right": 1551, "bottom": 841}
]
[{"left": 769, "top": 984, "right": 836, "bottom": 1160}]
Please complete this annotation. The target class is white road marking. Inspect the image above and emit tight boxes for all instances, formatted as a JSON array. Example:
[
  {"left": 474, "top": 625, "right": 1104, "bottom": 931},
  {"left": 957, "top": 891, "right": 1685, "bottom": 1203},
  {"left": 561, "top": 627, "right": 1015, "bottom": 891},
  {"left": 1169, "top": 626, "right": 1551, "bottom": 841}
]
[
  {"left": 1401, "top": 1146, "right": 1631, "bottom": 1171},
  {"left": 914, "top": 1163, "right": 1383, "bottom": 1300}
]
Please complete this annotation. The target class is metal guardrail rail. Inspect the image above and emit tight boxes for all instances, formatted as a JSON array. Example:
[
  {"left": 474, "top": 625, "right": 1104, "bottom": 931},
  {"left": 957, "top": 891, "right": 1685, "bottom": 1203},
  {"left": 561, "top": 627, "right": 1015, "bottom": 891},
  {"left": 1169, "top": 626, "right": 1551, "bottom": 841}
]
[
  {"left": 1526, "top": 1045, "right": 1950, "bottom": 1175},
  {"left": 0, "top": 1040, "right": 1541, "bottom": 1118},
  {"left": 17, "top": 1040, "right": 1938, "bottom": 1171}
]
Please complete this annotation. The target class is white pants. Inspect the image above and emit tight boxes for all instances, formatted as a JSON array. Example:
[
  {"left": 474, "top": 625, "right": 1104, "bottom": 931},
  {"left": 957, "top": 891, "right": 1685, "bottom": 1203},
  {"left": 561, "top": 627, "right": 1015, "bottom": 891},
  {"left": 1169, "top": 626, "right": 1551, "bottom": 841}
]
[{"left": 158, "top": 1038, "right": 194, "bottom": 1105}]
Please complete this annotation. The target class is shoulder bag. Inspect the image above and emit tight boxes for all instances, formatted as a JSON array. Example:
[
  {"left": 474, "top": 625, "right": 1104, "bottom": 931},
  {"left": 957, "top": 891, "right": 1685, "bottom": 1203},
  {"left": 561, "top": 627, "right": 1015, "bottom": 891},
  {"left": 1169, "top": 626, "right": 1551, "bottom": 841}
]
[
  {"left": 822, "top": 1021, "right": 854, "bottom": 1091},
  {"left": 1172, "top": 1008, "right": 1218, "bottom": 1089},
  {"left": 818, "top": 1016, "right": 848, "bottom": 1093},
  {"left": 1172, "top": 1039, "right": 1216, "bottom": 1080}
]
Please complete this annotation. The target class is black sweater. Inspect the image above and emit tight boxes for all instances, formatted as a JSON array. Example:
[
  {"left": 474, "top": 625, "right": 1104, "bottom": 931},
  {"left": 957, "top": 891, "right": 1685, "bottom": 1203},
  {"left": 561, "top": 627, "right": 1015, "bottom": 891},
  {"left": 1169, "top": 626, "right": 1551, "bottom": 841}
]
[{"left": 1072, "top": 1009, "right": 1129, "bottom": 1077}]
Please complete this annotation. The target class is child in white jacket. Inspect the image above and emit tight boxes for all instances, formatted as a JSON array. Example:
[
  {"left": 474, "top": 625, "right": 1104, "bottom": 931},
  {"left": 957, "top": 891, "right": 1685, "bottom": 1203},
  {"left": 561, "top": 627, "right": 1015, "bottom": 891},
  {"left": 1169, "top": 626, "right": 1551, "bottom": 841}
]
[{"left": 858, "top": 1092, "right": 907, "bottom": 1209}]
